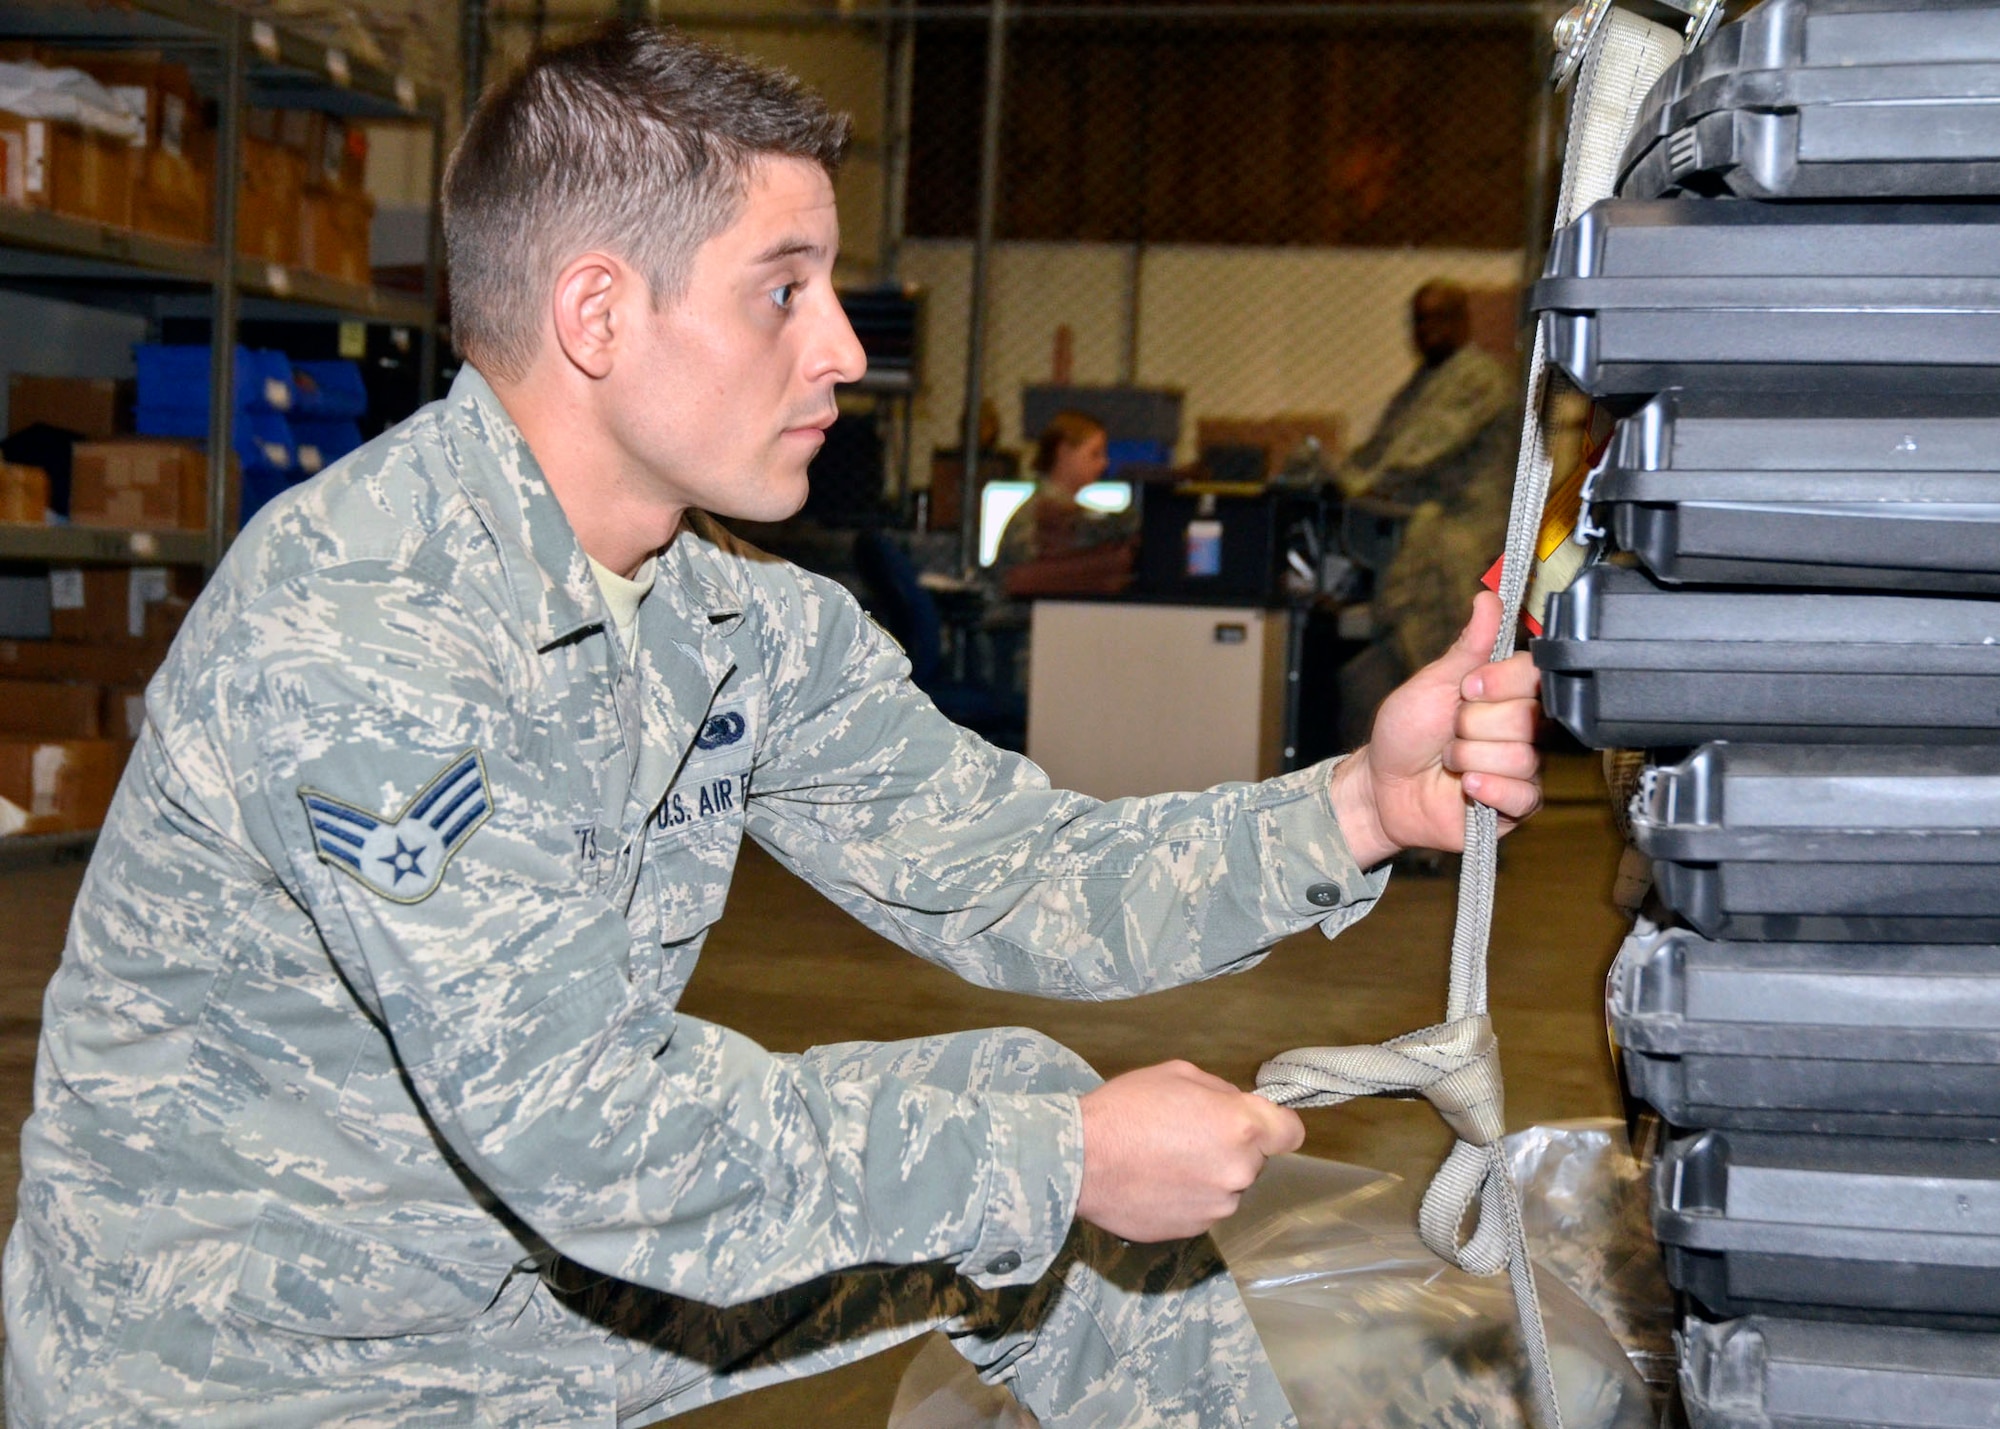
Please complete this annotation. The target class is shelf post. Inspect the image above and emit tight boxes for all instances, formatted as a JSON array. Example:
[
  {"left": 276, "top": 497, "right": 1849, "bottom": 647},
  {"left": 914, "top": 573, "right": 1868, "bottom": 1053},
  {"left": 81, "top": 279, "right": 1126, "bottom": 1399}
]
[
  {"left": 421, "top": 103, "right": 447, "bottom": 404},
  {"left": 957, "top": 0, "right": 1008, "bottom": 579},
  {"left": 206, "top": 10, "right": 246, "bottom": 572}
]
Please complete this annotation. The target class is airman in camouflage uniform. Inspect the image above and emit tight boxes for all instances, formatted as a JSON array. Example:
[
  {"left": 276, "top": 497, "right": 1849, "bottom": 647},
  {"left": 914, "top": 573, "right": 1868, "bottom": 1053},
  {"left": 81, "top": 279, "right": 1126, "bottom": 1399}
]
[
  {"left": 6, "top": 28, "right": 1544, "bottom": 1428},
  {"left": 1341, "top": 282, "right": 1518, "bottom": 677}
]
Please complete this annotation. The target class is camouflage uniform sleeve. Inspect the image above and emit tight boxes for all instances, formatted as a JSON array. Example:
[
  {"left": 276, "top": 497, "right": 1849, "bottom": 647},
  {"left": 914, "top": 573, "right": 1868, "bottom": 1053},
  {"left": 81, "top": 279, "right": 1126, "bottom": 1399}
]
[
  {"left": 744, "top": 568, "right": 1390, "bottom": 1002},
  {"left": 225, "top": 566, "right": 1081, "bottom": 1303},
  {"left": 1362, "top": 350, "right": 1512, "bottom": 494}
]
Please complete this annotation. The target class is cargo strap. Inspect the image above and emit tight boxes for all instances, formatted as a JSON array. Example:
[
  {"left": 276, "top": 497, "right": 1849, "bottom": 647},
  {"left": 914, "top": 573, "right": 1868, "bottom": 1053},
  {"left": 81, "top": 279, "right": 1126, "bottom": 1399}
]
[{"left": 1255, "top": 12, "right": 1681, "bottom": 1429}]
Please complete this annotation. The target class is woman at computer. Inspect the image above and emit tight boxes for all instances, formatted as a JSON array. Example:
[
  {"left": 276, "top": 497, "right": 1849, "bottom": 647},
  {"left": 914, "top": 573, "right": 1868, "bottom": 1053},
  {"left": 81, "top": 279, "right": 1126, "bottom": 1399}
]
[{"left": 992, "top": 410, "right": 1135, "bottom": 598}]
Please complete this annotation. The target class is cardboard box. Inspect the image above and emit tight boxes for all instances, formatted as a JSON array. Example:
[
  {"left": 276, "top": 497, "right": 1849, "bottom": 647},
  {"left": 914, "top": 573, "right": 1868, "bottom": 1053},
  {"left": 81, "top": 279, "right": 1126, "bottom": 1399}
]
[
  {"left": 49, "top": 120, "right": 134, "bottom": 229},
  {"left": 43, "top": 50, "right": 211, "bottom": 245},
  {"left": 101, "top": 684, "right": 147, "bottom": 740},
  {"left": 304, "top": 112, "right": 368, "bottom": 195},
  {"left": 246, "top": 106, "right": 313, "bottom": 153},
  {"left": 46, "top": 568, "right": 123, "bottom": 643},
  {"left": 0, "top": 637, "right": 170, "bottom": 687},
  {"left": 0, "top": 679, "right": 103, "bottom": 738},
  {"left": 8, "top": 375, "right": 128, "bottom": 439},
  {"left": 1195, "top": 415, "right": 1347, "bottom": 480},
  {"left": 70, "top": 439, "right": 206, "bottom": 531},
  {"left": 0, "top": 463, "right": 47, "bottom": 523},
  {"left": 134, "top": 107, "right": 211, "bottom": 245},
  {"left": 47, "top": 566, "right": 193, "bottom": 645},
  {"left": 300, "top": 187, "right": 374, "bottom": 286},
  {"left": 238, "top": 135, "right": 306, "bottom": 265},
  {"left": 0, "top": 112, "right": 50, "bottom": 210},
  {"left": 0, "top": 737, "right": 131, "bottom": 835}
]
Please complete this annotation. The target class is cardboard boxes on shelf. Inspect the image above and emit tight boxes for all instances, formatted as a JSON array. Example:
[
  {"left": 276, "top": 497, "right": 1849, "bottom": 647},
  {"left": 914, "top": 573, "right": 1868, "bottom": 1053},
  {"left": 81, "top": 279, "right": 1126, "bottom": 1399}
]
[
  {"left": 300, "top": 186, "right": 374, "bottom": 286},
  {"left": 7, "top": 375, "right": 128, "bottom": 440},
  {"left": 0, "top": 637, "right": 170, "bottom": 687},
  {"left": 0, "top": 110, "right": 48, "bottom": 209},
  {"left": 100, "top": 685, "right": 147, "bottom": 740},
  {"left": 0, "top": 562, "right": 194, "bottom": 831},
  {"left": 68, "top": 439, "right": 207, "bottom": 530},
  {"left": 63, "top": 51, "right": 210, "bottom": 246},
  {"left": 300, "top": 112, "right": 372, "bottom": 285},
  {"left": 0, "top": 463, "right": 47, "bottom": 522},
  {"left": 239, "top": 133, "right": 306, "bottom": 266},
  {"left": 2, "top": 61, "right": 383, "bottom": 287},
  {"left": 47, "top": 566, "right": 195, "bottom": 647},
  {"left": 48, "top": 120, "right": 133, "bottom": 229},
  {"left": 0, "top": 679, "right": 103, "bottom": 739},
  {"left": 0, "top": 737, "right": 131, "bottom": 835},
  {"left": 40, "top": 49, "right": 202, "bottom": 240}
]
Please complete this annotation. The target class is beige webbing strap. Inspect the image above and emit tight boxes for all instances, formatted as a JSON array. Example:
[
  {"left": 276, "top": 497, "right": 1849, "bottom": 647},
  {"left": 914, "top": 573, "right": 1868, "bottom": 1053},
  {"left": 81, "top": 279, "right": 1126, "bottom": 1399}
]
[{"left": 1256, "top": 14, "right": 1682, "bottom": 1427}]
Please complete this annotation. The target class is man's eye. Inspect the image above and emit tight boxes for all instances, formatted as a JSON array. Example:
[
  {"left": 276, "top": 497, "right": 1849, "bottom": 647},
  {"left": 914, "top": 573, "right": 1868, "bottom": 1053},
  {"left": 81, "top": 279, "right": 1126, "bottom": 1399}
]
[{"left": 770, "top": 283, "right": 797, "bottom": 311}]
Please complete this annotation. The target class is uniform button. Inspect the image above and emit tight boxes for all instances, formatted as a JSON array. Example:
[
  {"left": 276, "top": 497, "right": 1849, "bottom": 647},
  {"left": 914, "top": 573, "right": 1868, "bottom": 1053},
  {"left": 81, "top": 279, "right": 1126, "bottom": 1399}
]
[
  {"left": 1305, "top": 882, "right": 1341, "bottom": 908},
  {"left": 985, "top": 1251, "right": 1022, "bottom": 1275}
]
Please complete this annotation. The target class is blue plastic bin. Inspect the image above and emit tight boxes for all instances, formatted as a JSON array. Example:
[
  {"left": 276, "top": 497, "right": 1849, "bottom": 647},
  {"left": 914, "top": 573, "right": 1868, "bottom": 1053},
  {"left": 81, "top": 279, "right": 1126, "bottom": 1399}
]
[
  {"left": 290, "top": 419, "right": 364, "bottom": 476},
  {"left": 289, "top": 360, "right": 368, "bottom": 420},
  {"left": 134, "top": 344, "right": 297, "bottom": 415}
]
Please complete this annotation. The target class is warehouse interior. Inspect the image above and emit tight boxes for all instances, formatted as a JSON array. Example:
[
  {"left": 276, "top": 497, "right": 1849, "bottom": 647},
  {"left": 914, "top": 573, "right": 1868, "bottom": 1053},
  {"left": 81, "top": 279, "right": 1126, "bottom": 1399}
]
[{"left": 3, "top": 0, "right": 1998, "bottom": 1425}]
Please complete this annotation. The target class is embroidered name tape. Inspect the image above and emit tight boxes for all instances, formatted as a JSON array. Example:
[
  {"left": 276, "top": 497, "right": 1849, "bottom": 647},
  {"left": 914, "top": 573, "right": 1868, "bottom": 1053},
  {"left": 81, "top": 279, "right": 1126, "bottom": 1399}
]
[{"left": 301, "top": 750, "right": 492, "bottom": 903}]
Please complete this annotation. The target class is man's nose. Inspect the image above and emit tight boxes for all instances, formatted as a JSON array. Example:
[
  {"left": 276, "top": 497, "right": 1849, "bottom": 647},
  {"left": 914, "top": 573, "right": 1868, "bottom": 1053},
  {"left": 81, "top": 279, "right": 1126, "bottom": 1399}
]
[{"left": 812, "top": 298, "right": 868, "bottom": 387}]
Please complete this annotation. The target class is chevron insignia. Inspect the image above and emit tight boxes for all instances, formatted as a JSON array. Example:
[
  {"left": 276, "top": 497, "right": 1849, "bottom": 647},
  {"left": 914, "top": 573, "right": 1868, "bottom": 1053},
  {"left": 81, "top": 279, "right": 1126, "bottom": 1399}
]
[{"left": 300, "top": 750, "right": 491, "bottom": 903}]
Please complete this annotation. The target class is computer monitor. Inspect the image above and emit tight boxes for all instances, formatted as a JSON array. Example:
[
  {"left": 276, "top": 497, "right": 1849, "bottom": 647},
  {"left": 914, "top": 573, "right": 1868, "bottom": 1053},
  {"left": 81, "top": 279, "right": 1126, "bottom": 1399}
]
[{"left": 976, "top": 481, "right": 1134, "bottom": 567}]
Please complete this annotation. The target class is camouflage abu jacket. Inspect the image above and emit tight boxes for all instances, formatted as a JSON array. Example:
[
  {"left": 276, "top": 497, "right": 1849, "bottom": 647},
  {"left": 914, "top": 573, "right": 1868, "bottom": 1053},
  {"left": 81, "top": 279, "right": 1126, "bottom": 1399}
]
[{"left": 5, "top": 368, "right": 1385, "bottom": 1416}]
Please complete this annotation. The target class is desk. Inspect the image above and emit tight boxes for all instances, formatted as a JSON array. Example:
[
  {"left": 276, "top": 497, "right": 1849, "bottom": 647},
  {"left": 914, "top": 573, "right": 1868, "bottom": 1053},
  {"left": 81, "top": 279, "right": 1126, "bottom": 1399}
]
[{"left": 1026, "top": 600, "right": 1289, "bottom": 801}]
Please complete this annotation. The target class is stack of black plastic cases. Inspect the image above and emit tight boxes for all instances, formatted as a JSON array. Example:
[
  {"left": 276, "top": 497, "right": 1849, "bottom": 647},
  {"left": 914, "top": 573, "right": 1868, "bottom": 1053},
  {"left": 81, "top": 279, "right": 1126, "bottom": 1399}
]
[{"left": 1528, "top": 2, "right": 2000, "bottom": 1425}]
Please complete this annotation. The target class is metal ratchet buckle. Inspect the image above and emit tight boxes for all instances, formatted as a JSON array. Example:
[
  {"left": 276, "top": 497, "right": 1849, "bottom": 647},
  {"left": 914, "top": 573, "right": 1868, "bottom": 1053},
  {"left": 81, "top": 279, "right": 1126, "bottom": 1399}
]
[{"left": 1549, "top": 0, "right": 1727, "bottom": 90}]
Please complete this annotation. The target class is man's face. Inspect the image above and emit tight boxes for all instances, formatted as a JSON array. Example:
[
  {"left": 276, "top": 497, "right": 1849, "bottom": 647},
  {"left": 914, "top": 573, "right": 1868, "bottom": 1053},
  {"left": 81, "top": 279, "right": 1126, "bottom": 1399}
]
[
  {"left": 604, "top": 156, "right": 865, "bottom": 523},
  {"left": 1411, "top": 287, "right": 1470, "bottom": 367}
]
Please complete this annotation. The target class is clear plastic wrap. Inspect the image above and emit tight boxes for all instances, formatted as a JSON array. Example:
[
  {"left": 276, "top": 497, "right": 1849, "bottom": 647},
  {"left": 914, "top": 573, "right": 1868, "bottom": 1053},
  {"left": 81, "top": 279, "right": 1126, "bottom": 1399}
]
[
  {"left": 890, "top": 1130, "right": 1668, "bottom": 1429},
  {"left": 1502, "top": 1118, "right": 1676, "bottom": 1397}
]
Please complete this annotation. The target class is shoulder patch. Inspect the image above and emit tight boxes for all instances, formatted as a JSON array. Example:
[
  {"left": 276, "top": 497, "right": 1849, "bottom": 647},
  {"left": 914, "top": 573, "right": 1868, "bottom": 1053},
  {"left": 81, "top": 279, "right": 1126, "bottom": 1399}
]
[{"left": 300, "top": 750, "right": 491, "bottom": 904}]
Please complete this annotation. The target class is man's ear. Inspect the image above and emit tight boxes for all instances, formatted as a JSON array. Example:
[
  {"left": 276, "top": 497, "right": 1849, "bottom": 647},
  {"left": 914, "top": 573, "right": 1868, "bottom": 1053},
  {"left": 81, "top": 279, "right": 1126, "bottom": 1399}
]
[{"left": 549, "top": 252, "right": 626, "bottom": 380}]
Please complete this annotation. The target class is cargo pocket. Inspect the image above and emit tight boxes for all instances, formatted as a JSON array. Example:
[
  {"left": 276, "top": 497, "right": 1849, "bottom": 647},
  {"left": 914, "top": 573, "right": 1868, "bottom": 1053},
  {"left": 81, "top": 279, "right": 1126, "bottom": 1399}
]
[{"left": 226, "top": 1205, "right": 511, "bottom": 1340}]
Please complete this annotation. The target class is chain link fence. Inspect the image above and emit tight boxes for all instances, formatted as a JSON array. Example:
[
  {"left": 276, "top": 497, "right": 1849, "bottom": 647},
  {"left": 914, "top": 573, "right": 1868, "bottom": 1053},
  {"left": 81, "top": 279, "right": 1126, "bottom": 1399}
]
[{"left": 483, "top": 3, "right": 1552, "bottom": 568}]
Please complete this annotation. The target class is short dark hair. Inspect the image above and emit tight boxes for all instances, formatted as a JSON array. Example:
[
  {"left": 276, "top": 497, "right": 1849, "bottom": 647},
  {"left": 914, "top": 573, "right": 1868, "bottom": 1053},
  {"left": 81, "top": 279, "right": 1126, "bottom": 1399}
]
[
  {"left": 443, "top": 24, "right": 851, "bottom": 381},
  {"left": 1032, "top": 410, "right": 1106, "bottom": 475}
]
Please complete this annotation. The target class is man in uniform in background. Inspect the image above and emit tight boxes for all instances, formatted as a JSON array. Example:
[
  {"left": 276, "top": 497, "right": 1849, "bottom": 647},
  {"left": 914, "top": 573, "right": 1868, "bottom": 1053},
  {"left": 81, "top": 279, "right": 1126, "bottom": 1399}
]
[
  {"left": 1338, "top": 280, "right": 1518, "bottom": 746},
  {"left": 6, "top": 29, "right": 1543, "bottom": 1428}
]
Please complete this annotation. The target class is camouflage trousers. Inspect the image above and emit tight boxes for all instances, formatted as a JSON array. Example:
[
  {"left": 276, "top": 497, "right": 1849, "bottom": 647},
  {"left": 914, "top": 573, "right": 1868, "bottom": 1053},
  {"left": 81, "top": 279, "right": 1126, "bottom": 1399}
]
[{"left": 7, "top": 1028, "right": 1296, "bottom": 1429}]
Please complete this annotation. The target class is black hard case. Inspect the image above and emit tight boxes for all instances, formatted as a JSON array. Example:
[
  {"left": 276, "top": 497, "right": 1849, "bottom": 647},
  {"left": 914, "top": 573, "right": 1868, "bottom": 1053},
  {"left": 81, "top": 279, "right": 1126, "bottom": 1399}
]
[
  {"left": 1654, "top": 1128, "right": 2000, "bottom": 1326},
  {"left": 1589, "top": 392, "right": 2000, "bottom": 593},
  {"left": 1535, "top": 566, "right": 2000, "bottom": 747},
  {"left": 1620, "top": 0, "right": 2000, "bottom": 201},
  {"left": 1610, "top": 926, "right": 2000, "bottom": 1136},
  {"left": 1532, "top": 201, "right": 2000, "bottom": 399},
  {"left": 1680, "top": 1316, "right": 2000, "bottom": 1429},
  {"left": 1630, "top": 743, "right": 2000, "bottom": 943}
]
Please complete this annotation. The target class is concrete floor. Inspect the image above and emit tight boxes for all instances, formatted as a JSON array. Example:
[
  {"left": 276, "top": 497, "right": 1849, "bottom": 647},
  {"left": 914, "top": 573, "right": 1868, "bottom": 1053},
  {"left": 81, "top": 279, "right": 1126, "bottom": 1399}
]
[{"left": 0, "top": 758, "right": 1629, "bottom": 1426}]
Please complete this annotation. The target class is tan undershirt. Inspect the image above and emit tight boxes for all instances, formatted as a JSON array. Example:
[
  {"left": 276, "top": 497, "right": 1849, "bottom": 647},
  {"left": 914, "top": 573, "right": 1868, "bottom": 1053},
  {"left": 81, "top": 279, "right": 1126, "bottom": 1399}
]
[{"left": 587, "top": 554, "right": 658, "bottom": 668}]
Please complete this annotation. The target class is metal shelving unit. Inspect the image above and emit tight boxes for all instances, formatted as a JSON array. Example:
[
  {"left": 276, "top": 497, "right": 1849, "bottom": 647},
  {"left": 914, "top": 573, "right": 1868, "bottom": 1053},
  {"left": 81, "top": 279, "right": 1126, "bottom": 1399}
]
[{"left": 0, "top": 0, "right": 447, "bottom": 570}]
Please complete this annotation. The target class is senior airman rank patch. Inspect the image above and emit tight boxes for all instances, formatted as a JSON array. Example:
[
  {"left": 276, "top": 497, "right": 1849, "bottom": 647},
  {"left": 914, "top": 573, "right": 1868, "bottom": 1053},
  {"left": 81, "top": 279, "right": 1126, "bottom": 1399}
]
[{"left": 300, "top": 750, "right": 491, "bottom": 903}]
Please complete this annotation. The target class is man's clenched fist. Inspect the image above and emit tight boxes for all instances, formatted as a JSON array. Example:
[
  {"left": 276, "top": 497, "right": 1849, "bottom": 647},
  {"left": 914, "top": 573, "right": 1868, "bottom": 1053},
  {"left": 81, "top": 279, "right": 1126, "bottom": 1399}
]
[{"left": 1074, "top": 1060, "right": 1304, "bottom": 1243}]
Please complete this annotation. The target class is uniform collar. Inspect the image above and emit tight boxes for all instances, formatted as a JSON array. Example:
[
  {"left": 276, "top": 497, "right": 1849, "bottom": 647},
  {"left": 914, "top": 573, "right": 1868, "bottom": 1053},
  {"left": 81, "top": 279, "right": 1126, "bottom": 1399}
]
[
  {"left": 657, "top": 510, "right": 749, "bottom": 636},
  {"left": 443, "top": 366, "right": 606, "bottom": 653},
  {"left": 443, "top": 367, "right": 751, "bottom": 648}
]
